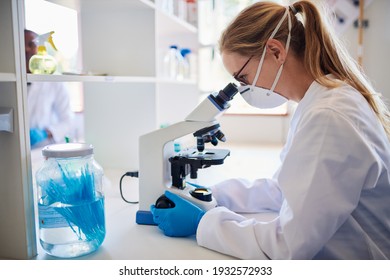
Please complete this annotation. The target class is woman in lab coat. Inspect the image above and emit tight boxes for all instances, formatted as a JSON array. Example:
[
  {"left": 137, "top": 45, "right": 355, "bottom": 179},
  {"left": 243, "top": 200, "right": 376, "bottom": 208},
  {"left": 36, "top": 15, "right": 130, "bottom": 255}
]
[{"left": 151, "top": 1, "right": 390, "bottom": 259}]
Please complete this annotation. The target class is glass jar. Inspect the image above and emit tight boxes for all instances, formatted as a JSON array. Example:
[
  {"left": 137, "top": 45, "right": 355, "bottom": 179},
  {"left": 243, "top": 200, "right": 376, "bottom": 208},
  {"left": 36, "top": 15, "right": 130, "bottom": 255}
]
[{"left": 36, "top": 143, "right": 105, "bottom": 258}]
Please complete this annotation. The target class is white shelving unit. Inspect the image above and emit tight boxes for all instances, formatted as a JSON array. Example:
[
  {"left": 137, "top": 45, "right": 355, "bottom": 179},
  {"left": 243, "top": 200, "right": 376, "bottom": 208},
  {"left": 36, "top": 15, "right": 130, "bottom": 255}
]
[
  {"left": 0, "top": 0, "right": 200, "bottom": 259},
  {"left": 0, "top": 0, "right": 37, "bottom": 259},
  {"left": 25, "top": 0, "right": 201, "bottom": 170},
  {"left": 27, "top": 73, "right": 156, "bottom": 83},
  {"left": 28, "top": 73, "right": 197, "bottom": 84}
]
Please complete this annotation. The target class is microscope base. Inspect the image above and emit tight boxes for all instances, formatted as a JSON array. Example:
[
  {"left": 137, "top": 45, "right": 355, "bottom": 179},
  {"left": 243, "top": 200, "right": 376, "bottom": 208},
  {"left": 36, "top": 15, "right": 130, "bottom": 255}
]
[
  {"left": 136, "top": 210, "right": 156, "bottom": 225},
  {"left": 136, "top": 185, "right": 218, "bottom": 225}
]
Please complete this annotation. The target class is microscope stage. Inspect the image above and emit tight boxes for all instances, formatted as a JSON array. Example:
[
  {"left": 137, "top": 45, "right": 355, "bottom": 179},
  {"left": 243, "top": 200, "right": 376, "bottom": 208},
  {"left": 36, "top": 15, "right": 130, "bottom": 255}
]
[{"left": 185, "top": 148, "right": 230, "bottom": 164}]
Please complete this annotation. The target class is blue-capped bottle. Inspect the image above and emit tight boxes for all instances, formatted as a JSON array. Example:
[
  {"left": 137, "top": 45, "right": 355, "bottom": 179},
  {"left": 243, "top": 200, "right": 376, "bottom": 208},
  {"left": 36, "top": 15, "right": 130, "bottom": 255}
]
[
  {"left": 180, "top": 48, "right": 191, "bottom": 80},
  {"left": 36, "top": 143, "right": 105, "bottom": 258}
]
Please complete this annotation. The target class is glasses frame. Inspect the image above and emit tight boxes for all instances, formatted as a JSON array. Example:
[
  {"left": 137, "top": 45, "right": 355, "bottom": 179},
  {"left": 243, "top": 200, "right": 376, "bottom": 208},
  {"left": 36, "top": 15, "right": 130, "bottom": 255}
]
[{"left": 233, "top": 55, "right": 253, "bottom": 85}]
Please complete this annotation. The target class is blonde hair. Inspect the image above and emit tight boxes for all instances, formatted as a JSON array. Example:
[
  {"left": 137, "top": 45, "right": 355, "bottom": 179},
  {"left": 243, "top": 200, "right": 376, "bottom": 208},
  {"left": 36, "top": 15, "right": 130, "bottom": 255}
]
[{"left": 219, "top": 0, "right": 390, "bottom": 139}]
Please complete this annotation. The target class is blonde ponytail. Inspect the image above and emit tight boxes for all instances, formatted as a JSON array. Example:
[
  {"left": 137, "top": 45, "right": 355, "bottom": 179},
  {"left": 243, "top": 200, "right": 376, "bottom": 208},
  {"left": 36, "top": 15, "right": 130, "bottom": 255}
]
[{"left": 292, "top": 1, "right": 390, "bottom": 138}]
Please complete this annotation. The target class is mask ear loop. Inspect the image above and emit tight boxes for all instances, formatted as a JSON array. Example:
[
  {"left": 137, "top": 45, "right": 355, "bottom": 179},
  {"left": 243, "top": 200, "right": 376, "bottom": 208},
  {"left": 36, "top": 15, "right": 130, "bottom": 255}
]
[
  {"left": 250, "top": 45, "right": 267, "bottom": 89},
  {"left": 269, "top": 9, "right": 292, "bottom": 93},
  {"left": 250, "top": 8, "right": 290, "bottom": 90}
]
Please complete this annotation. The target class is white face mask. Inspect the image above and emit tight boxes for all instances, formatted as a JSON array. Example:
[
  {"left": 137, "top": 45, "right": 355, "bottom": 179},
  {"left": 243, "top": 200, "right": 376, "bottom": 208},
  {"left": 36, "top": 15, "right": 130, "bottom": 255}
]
[{"left": 238, "top": 7, "right": 292, "bottom": 109}]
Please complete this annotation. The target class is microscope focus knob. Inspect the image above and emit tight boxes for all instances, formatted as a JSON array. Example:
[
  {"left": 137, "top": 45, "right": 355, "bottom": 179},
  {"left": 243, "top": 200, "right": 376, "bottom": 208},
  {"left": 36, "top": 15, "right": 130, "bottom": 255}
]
[
  {"left": 190, "top": 188, "right": 213, "bottom": 202},
  {"left": 155, "top": 194, "right": 175, "bottom": 208}
]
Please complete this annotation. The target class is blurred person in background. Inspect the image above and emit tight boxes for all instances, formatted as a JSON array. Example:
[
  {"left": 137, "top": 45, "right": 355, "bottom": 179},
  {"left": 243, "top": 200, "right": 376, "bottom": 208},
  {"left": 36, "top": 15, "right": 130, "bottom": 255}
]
[{"left": 25, "top": 29, "right": 74, "bottom": 148}]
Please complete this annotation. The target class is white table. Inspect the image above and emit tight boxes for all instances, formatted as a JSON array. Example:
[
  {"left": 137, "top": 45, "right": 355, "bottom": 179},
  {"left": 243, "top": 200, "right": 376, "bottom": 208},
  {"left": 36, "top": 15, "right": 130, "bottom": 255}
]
[
  {"left": 31, "top": 144, "right": 282, "bottom": 260},
  {"left": 32, "top": 167, "right": 236, "bottom": 260}
]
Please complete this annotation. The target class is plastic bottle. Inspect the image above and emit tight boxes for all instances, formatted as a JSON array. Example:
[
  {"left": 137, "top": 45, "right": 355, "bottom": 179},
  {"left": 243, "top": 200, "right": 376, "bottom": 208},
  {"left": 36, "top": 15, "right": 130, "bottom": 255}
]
[
  {"left": 182, "top": 48, "right": 197, "bottom": 81},
  {"left": 186, "top": 0, "right": 198, "bottom": 26},
  {"left": 180, "top": 48, "right": 191, "bottom": 80},
  {"left": 176, "top": 47, "right": 186, "bottom": 81},
  {"left": 177, "top": 0, "right": 187, "bottom": 21},
  {"left": 163, "top": 45, "right": 179, "bottom": 79},
  {"left": 36, "top": 143, "right": 105, "bottom": 258},
  {"left": 29, "top": 31, "right": 58, "bottom": 74}
]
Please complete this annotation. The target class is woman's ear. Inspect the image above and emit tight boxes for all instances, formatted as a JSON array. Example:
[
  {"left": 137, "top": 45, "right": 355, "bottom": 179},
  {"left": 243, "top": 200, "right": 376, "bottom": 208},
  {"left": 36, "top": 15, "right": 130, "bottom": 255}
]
[{"left": 266, "top": 39, "right": 286, "bottom": 63}]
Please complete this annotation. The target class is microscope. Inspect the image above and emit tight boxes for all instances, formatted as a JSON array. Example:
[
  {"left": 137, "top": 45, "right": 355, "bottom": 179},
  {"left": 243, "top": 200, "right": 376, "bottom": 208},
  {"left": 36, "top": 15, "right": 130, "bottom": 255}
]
[{"left": 136, "top": 83, "right": 239, "bottom": 225}]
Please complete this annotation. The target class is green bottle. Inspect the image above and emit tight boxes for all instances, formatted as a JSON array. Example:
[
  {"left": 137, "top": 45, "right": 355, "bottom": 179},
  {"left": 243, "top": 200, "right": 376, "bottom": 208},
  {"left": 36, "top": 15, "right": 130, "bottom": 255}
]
[{"left": 29, "top": 31, "right": 57, "bottom": 74}]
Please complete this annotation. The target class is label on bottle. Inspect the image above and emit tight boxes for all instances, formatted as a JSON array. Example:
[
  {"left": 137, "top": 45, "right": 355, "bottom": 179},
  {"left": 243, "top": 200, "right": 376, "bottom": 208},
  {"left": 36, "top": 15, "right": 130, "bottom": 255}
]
[{"left": 38, "top": 204, "right": 72, "bottom": 228}]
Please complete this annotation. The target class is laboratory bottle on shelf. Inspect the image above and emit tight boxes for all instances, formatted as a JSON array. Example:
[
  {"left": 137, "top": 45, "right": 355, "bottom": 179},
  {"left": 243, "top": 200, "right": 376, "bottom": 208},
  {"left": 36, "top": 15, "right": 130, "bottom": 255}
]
[
  {"left": 163, "top": 45, "right": 179, "bottom": 80},
  {"left": 177, "top": 0, "right": 187, "bottom": 21},
  {"left": 176, "top": 47, "right": 186, "bottom": 81},
  {"left": 186, "top": 0, "right": 198, "bottom": 26},
  {"left": 180, "top": 48, "right": 191, "bottom": 80},
  {"left": 35, "top": 143, "right": 106, "bottom": 258},
  {"left": 182, "top": 48, "right": 197, "bottom": 81}
]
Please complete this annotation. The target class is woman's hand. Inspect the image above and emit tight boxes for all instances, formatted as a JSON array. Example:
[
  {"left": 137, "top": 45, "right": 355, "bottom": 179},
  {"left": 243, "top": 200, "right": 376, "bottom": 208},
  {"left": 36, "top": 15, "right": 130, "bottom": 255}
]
[{"left": 150, "top": 191, "right": 205, "bottom": 237}]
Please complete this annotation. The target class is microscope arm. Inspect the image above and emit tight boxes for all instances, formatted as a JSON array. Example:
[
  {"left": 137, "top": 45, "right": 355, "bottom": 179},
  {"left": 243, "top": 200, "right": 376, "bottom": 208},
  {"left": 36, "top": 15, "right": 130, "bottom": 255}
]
[{"left": 138, "top": 119, "right": 217, "bottom": 214}]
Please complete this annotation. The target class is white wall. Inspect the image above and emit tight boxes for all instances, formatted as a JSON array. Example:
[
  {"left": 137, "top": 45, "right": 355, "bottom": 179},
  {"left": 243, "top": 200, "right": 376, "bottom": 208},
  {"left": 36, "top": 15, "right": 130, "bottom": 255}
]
[
  {"left": 219, "top": 112, "right": 291, "bottom": 145},
  {"left": 342, "top": 0, "right": 390, "bottom": 101},
  {"left": 220, "top": 0, "right": 390, "bottom": 145}
]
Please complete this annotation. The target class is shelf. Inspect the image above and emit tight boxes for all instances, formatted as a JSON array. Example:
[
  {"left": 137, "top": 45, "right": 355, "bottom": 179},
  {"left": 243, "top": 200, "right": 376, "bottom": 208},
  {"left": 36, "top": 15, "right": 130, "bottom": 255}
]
[
  {"left": 77, "top": 0, "right": 196, "bottom": 28},
  {"left": 27, "top": 74, "right": 155, "bottom": 83},
  {"left": 0, "top": 73, "right": 16, "bottom": 82},
  {"left": 138, "top": 0, "right": 156, "bottom": 9},
  {"left": 27, "top": 74, "right": 196, "bottom": 85},
  {"left": 157, "top": 9, "right": 197, "bottom": 36},
  {"left": 158, "top": 78, "right": 197, "bottom": 85},
  {"left": 159, "top": 10, "right": 198, "bottom": 34},
  {"left": 79, "top": 0, "right": 156, "bottom": 11},
  {"left": 47, "top": 0, "right": 156, "bottom": 10}
]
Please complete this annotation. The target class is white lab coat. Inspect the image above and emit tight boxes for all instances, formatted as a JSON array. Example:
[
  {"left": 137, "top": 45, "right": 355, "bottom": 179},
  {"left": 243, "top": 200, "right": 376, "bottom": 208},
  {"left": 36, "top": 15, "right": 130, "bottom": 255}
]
[
  {"left": 28, "top": 82, "right": 74, "bottom": 146},
  {"left": 197, "top": 77, "right": 390, "bottom": 259}
]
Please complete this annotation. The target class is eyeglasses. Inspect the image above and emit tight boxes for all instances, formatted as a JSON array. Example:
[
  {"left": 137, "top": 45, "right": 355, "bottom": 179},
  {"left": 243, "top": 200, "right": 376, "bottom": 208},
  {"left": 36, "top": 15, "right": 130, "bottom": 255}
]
[{"left": 233, "top": 55, "right": 253, "bottom": 86}]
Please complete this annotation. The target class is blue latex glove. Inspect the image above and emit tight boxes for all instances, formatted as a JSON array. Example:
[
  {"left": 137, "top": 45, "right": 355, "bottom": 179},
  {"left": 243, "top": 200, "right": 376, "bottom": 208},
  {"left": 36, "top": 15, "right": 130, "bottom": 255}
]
[
  {"left": 30, "top": 128, "right": 48, "bottom": 146},
  {"left": 150, "top": 191, "right": 205, "bottom": 237}
]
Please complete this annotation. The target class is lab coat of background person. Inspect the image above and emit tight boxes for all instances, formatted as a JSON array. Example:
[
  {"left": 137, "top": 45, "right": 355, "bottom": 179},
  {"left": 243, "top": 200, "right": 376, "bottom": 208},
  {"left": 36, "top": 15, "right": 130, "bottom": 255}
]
[
  {"left": 25, "top": 29, "right": 74, "bottom": 148},
  {"left": 151, "top": 0, "right": 390, "bottom": 260}
]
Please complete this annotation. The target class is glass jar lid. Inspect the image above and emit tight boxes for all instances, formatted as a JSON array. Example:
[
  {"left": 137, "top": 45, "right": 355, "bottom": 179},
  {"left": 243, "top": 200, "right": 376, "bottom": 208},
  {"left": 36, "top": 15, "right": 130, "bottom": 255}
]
[{"left": 42, "top": 143, "right": 94, "bottom": 158}]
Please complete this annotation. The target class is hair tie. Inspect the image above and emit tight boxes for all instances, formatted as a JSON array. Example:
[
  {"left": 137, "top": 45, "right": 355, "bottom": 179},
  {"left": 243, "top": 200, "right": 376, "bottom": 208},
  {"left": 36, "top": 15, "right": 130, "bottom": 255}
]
[{"left": 289, "top": 5, "right": 298, "bottom": 15}]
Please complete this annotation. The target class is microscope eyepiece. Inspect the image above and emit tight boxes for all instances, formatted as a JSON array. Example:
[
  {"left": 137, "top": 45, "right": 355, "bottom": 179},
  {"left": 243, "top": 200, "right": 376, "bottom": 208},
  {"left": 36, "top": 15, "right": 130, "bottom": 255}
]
[
  {"left": 222, "top": 83, "right": 239, "bottom": 100},
  {"left": 210, "top": 83, "right": 239, "bottom": 110}
]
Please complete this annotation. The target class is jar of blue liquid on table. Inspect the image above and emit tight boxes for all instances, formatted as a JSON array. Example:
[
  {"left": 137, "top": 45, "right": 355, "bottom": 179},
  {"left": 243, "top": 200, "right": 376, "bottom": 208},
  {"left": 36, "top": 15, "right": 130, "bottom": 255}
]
[{"left": 36, "top": 143, "right": 105, "bottom": 258}]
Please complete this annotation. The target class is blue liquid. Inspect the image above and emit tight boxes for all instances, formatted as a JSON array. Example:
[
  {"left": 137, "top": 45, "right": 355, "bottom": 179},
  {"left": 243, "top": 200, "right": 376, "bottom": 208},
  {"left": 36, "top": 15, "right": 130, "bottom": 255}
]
[{"left": 39, "top": 195, "right": 105, "bottom": 258}]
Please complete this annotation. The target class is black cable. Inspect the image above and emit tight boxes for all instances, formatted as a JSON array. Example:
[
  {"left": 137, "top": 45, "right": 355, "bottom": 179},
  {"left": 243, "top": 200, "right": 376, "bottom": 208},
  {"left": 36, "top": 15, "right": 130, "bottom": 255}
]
[{"left": 119, "top": 171, "right": 139, "bottom": 204}]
